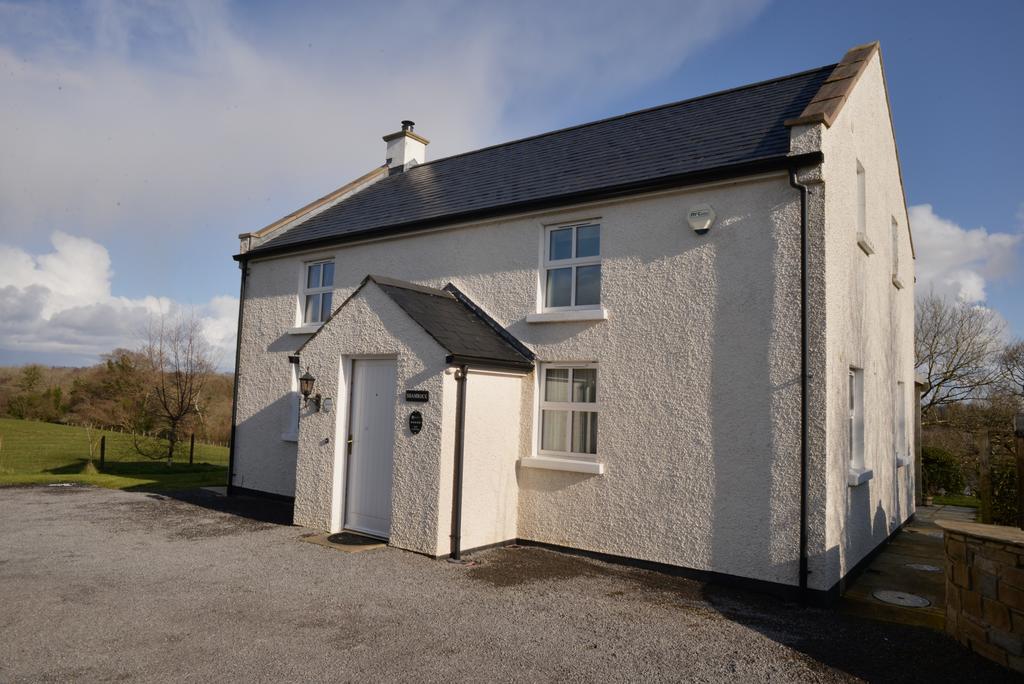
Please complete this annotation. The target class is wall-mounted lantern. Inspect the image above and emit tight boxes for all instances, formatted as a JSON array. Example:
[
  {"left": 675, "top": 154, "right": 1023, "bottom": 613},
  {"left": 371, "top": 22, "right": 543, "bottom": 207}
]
[{"left": 299, "top": 370, "right": 321, "bottom": 411}]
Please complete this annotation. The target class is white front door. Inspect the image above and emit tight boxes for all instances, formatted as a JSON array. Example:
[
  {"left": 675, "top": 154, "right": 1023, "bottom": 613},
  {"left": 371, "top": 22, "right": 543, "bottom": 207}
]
[{"left": 344, "top": 359, "right": 397, "bottom": 539}]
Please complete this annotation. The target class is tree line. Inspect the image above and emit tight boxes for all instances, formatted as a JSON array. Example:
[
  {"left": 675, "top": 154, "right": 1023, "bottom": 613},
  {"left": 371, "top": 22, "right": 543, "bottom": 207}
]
[
  {"left": 0, "top": 315, "right": 232, "bottom": 462},
  {"left": 916, "top": 292, "right": 1024, "bottom": 521}
]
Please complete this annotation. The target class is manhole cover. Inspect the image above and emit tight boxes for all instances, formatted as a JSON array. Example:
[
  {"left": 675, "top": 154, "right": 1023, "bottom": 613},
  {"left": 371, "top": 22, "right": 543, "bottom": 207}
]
[
  {"left": 905, "top": 563, "right": 942, "bottom": 573},
  {"left": 326, "top": 532, "right": 383, "bottom": 546},
  {"left": 873, "top": 590, "right": 931, "bottom": 607}
]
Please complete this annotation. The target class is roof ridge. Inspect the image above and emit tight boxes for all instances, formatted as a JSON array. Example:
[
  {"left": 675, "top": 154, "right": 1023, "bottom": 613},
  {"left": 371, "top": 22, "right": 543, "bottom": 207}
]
[{"left": 404, "top": 63, "right": 837, "bottom": 171}]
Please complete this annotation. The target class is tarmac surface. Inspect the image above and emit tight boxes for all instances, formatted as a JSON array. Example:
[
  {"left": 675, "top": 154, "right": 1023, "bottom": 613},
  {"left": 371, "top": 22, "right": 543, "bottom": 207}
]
[{"left": 0, "top": 486, "right": 1013, "bottom": 682}]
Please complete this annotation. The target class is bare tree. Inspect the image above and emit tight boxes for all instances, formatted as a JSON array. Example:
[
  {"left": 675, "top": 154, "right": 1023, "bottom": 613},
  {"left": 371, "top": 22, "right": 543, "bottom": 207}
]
[
  {"left": 1001, "top": 340, "right": 1024, "bottom": 404},
  {"left": 915, "top": 292, "right": 1005, "bottom": 420},
  {"left": 142, "top": 313, "right": 215, "bottom": 465}
]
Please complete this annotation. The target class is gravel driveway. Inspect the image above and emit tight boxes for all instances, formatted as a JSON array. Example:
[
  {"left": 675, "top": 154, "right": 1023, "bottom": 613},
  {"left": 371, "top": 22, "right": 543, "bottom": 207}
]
[{"left": 0, "top": 486, "right": 1011, "bottom": 682}]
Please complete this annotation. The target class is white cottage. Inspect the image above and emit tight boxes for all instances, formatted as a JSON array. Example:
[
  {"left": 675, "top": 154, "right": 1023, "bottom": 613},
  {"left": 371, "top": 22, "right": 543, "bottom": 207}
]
[{"left": 229, "top": 42, "right": 916, "bottom": 601}]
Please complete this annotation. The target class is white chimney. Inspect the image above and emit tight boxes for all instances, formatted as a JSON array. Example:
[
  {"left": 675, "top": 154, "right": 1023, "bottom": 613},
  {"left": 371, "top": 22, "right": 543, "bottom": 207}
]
[{"left": 383, "top": 120, "right": 429, "bottom": 173}]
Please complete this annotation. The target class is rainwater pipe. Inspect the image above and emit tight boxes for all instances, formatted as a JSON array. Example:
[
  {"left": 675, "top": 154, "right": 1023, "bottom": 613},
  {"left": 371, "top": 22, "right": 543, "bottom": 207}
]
[
  {"left": 789, "top": 167, "right": 811, "bottom": 600},
  {"left": 449, "top": 365, "right": 468, "bottom": 561}
]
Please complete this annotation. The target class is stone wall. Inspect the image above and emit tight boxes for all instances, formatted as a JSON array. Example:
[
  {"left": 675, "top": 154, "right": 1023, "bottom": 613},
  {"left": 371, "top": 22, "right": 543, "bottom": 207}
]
[{"left": 939, "top": 520, "right": 1024, "bottom": 672}]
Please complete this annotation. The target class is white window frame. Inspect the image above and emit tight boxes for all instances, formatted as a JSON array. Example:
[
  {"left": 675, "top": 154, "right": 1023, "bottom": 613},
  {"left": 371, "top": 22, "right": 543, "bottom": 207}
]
[
  {"left": 281, "top": 361, "right": 300, "bottom": 442},
  {"left": 301, "top": 259, "right": 335, "bottom": 325},
  {"left": 848, "top": 367, "right": 872, "bottom": 486},
  {"left": 891, "top": 216, "right": 904, "bottom": 289},
  {"left": 855, "top": 161, "right": 875, "bottom": 255},
  {"left": 537, "top": 362, "right": 599, "bottom": 461},
  {"left": 541, "top": 223, "right": 601, "bottom": 312},
  {"left": 895, "top": 380, "right": 908, "bottom": 467}
]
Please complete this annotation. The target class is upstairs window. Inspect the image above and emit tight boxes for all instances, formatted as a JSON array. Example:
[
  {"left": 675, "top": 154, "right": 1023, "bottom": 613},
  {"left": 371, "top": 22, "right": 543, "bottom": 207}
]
[
  {"left": 856, "top": 162, "right": 866, "bottom": 236},
  {"left": 539, "top": 364, "right": 598, "bottom": 459},
  {"left": 303, "top": 260, "right": 334, "bottom": 324},
  {"left": 543, "top": 223, "right": 601, "bottom": 310},
  {"left": 890, "top": 216, "right": 904, "bottom": 288}
]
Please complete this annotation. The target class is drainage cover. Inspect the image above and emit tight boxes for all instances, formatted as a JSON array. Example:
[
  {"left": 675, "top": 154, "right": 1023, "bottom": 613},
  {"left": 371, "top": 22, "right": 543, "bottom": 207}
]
[
  {"left": 905, "top": 563, "right": 942, "bottom": 573},
  {"left": 873, "top": 590, "right": 931, "bottom": 607},
  {"left": 326, "top": 532, "right": 383, "bottom": 546}
]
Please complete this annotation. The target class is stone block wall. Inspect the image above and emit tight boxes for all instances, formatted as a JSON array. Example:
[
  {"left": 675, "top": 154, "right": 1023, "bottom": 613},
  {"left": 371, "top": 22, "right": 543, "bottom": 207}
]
[{"left": 939, "top": 520, "right": 1024, "bottom": 672}]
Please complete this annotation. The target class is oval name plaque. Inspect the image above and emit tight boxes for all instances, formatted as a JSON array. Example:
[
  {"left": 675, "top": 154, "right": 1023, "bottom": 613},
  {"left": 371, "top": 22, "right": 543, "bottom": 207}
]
[{"left": 409, "top": 410, "right": 423, "bottom": 435}]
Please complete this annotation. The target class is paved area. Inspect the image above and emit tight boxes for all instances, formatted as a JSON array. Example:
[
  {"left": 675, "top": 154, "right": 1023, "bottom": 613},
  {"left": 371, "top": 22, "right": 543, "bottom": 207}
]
[
  {"left": 0, "top": 487, "right": 1012, "bottom": 682},
  {"left": 840, "top": 505, "right": 976, "bottom": 631}
]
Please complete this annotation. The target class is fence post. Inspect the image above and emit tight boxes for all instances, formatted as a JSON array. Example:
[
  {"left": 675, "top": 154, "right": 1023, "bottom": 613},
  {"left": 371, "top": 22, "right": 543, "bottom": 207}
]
[
  {"left": 979, "top": 430, "right": 992, "bottom": 524},
  {"left": 1015, "top": 414, "right": 1024, "bottom": 530},
  {"left": 99, "top": 435, "right": 106, "bottom": 469},
  {"left": 189, "top": 433, "right": 195, "bottom": 465}
]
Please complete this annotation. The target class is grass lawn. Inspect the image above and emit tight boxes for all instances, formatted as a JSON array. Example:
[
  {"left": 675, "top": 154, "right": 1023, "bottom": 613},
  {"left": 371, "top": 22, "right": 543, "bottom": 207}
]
[
  {"left": 0, "top": 418, "right": 228, "bottom": 491},
  {"left": 933, "top": 494, "right": 980, "bottom": 508}
]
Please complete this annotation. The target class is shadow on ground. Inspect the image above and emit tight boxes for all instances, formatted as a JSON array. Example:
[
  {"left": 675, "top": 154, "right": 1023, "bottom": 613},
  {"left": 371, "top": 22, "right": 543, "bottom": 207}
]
[
  {"left": 158, "top": 488, "right": 294, "bottom": 526},
  {"left": 466, "top": 545, "right": 1016, "bottom": 682}
]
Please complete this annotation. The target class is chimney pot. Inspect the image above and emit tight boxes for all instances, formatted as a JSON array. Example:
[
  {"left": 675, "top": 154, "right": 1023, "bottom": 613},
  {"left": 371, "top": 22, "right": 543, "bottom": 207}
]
[{"left": 383, "top": 121, "right": 429, "bottom": 173}]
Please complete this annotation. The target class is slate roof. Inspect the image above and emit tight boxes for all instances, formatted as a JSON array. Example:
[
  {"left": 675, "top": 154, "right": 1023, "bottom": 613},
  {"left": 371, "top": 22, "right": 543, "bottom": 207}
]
[
  {"left": 247, "top": 64, "right": 835, "bottom": 257},
  {"left": 300, "top": 275, "right": 534, "bottom": 372}
]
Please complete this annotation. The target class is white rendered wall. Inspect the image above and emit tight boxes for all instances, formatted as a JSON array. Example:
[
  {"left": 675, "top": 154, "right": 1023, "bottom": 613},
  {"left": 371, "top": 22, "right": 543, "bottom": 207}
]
[
  {"left": 459, "top": 370, "right": 522, "bottom": 551},
  {"left": 234, "top": 173, "right": 812, "bottom": 585},
  {"left": 818, "top": 51, "right": 916, "bottom": 585},
  {"left": 292, "top": 282, "right": 452, "bottom": 556}
]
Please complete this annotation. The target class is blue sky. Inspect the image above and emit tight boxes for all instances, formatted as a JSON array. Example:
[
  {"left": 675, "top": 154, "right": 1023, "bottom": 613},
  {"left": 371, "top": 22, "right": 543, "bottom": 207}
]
[{"left": 0, "top": 0, "right": 1021, "bottom": 367}]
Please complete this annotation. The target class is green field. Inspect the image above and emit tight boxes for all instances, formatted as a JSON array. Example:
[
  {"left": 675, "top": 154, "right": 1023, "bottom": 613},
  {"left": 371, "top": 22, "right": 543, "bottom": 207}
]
[{"left": 0, "top": 418, "right": 228, "bottom": 490}]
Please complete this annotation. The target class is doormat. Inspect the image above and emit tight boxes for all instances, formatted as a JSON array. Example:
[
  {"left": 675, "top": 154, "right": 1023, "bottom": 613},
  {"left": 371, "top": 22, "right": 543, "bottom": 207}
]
[{"left": 299, "top": 531, "right": 386, "bottom": 554}]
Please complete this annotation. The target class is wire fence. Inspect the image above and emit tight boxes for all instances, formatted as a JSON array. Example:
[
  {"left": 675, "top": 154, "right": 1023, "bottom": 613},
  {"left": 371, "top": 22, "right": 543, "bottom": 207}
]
[{"left": 0, "top": 418, "right": 228, "bottom": 475}]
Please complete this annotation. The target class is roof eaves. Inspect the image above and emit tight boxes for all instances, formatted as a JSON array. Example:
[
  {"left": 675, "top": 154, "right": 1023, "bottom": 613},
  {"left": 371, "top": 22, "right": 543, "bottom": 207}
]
[
  {"left": 236, "top": 151, "right": 824, "bottom": 261},
  {"left": 238, "top": 164, "right": 389, "bottom": 250}
]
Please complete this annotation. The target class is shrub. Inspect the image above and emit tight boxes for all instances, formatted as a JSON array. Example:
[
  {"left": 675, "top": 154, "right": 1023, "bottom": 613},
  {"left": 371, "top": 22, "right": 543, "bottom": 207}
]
[
  {"left": 922, "top": 445, "right": 965, "bottom": 496},
  {"left": 990, "top": 459, "right": 1019, "bottom": 526}
]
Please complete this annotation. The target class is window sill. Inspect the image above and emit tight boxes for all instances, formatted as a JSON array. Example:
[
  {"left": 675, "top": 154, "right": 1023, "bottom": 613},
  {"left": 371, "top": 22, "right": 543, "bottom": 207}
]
[
  {"left": 856, "top": 233, "right": 875, "bottom": 255},
  {"left": 891, "top": 275, "right": 905, "bottom": 290},
  {"left": 526, "top": 308, "right": 608, "bottom": 324},
  {"left": 847, "top": 467, "right": 874, "bottom": 487},
  {"left": 281, "top": 432, "right": 298, "bottom": 443},
  {"left": 288, "top": 323, "right": 322, "bottom": 335},
  {"left": 519, "top": 455, "right": 604, "bottom": 475}
]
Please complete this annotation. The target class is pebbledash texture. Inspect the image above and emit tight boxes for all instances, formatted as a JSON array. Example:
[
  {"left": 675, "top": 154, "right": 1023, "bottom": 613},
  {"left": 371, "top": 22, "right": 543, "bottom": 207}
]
[{"left": 229, "top": 42, "right": 916, "bottom": 600}]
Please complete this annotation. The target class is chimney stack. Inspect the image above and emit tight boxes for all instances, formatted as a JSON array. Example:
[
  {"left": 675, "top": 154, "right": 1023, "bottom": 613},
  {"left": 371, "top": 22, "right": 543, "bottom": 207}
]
[{"left": 383, "top": 120, "right": 429, "bottom": 173}]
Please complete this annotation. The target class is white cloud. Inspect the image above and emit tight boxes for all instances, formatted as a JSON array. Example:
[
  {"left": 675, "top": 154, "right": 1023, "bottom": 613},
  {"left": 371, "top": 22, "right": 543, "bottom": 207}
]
[
  {"left": 0, "top": 0, "right": 768, "bottom": 242},
  {"left": 910, "top": 204, "right": 1022, "bottom": 303},
  {"left": 0, "top": 0, "right": 768, "bottom": 367},
  {"left": 0, "top": 232, "right": 237, "bottom": 367}
]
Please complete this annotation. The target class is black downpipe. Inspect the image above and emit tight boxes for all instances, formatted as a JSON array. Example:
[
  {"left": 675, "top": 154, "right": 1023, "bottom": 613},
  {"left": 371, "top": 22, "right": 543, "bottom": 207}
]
[
  {"left": 449, "top": 365, "right": 469, "bottom": 561},
  {"left": 789, "top": 168, "right": 810, "bottom": 598},
  {"left": 226, "top": 259, "right": 248, "bottom": 496}
]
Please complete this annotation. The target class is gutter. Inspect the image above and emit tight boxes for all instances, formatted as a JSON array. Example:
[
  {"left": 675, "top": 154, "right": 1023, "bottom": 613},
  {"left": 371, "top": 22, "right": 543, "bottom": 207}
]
[
  {"left": 449, "top": 365, "right": 469, "bottom": 562},
  {"left": 226, "top": 258, "right": 248, "bottom": 496},
  {"left": 789, "top": 167, "right": 811, "bottom": 599},
  {"left": 236, "top": 152, "right": 825, "bottom": 262}
]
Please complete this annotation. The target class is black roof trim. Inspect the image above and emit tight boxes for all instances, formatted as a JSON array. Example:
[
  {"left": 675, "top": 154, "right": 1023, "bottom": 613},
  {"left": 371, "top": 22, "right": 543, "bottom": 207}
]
[
  {"left": 294, "top": 275, "right": 533, "bottom": 372},
  {"left": 238, "top": 151, "right": 824, "bottom": 261},
  {"left": 445, "top": 354, "right": 535, "bottom": 373}
]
